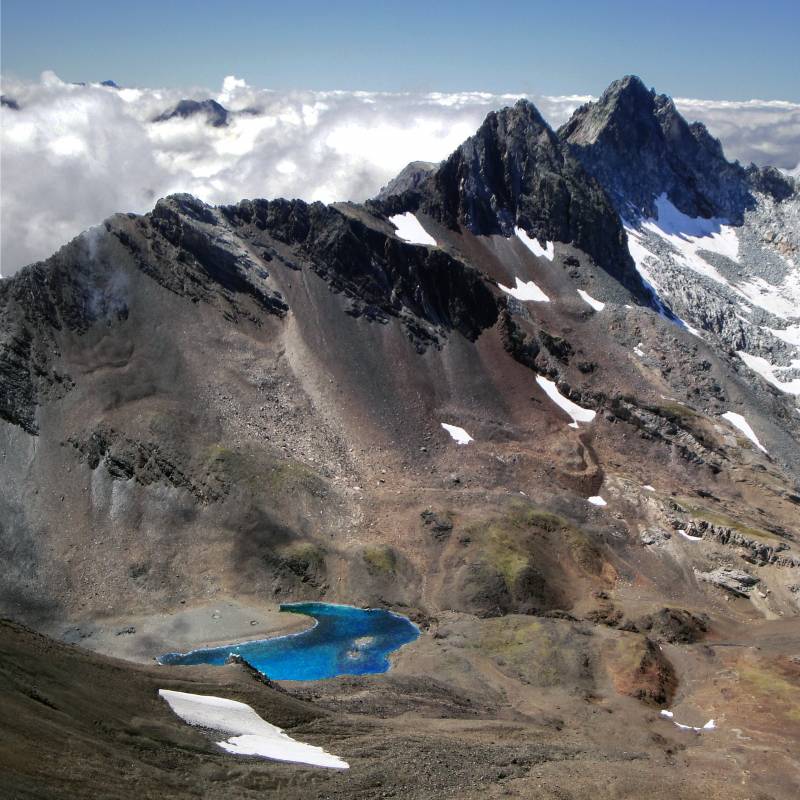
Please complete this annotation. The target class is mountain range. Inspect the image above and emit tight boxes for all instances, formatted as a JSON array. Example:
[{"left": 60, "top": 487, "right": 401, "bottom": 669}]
[{"left": 1, "top": 75, "right": 799, "bottom": 799}]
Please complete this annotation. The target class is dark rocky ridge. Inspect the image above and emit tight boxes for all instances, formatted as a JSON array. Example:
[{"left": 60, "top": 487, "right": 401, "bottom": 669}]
[{"left": 219, "top": 197, "right": 499, "bottom": 348}]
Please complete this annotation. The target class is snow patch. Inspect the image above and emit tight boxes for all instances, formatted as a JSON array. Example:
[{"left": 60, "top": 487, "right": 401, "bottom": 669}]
[
  {"left": 577, "top": 289, "right": 605, "bottom": 311},
  {"left": 159, "top": 690, "right": 349, "bottom": 769},
  {"left": 498, "top": 276, "right": 550, "bottom": 302},
  {"left": 642, "top": 195, "right": 738, "bottom": 285},
  {"left": 736, "top": 351, "right": 800, "bottom": 396},
  {"left": 678, "top": 529, "right": 703, "bottom": 542},
  {"left": 441, "top": 423, "right": 473, "bottom": 445},
  {"left": 535, "top": 376, "right": 596, "bottom": 426},
  {"left": 660, "top": 709, "right": 716, "bottom": 732},
  {"left": 587, "top": 496, "right": 607, "bottom": 506},
  {"left": 633, "top": 343, "right": 645, "bottom": 357},
  {"left": 515, "top": 227, "right": 554, "bottom": 261},
  {"left": 388, "top": 212, "right": 436, "bottom": 246},
  {"left": 642, "top": 485, "right": 655, "bottom": 492},
  {"left": 768, "top": 323, "right": 800, "bottom": 347},
  {"left": 721, "top": 411, "right": 769, "bottom": 453}
]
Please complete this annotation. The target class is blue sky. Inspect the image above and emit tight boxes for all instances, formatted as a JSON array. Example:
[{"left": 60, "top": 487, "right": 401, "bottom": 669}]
[{"left": 2, "top": 0, "right": 799, "bottom": 99}]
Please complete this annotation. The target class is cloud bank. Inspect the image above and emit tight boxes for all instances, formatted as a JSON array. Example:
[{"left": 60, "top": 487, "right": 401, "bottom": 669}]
[{"left": 1, "top": 72, "right": 798, "bottom": 277}]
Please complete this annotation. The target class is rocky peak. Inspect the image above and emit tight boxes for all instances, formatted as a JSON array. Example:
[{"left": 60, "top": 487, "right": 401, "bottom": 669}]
[
  {"left": 559, "top": 75, "right": 756, "bottom": 222},
  {"left": 375, "top": 99, "right": 647, "bottom": 299},
  {"left": 375, "top": 161, "right": 437, "bottom": 201}
]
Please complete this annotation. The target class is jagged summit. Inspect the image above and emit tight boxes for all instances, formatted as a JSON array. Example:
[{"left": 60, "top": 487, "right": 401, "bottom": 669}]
[
  {"left": 375, "top": 98, "right": 645, "bottom": 298},
  {"left": 560, "top": 75, "right": 749, "bottom": 220},
  {"left": 559, "top": 74, "right": 792, "bottom": 222}
]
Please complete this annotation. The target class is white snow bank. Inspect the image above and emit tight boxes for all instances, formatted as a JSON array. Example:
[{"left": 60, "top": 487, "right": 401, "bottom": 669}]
[
  {"left": 633, "top": 344, "right": 645, "bottom": 357},
  {"left": 678, "top": 529, "right": 703, "bottom": 542},
  {"left": 642, "top": 195, "right": 738, "bottom": 284},
  {"left": 515, "top": 227, "right": 554, "bottom": 261},
  {"left": 587, "top": 496, "right": 607, "bottom": 506},
  {"left": 660, "top": 709, "right": 716, "bottom": 732},
  {"left": 736, "top": 274, "right": 800, "bottom": 321},
  {"left": 642, "top": 485, "right": 655, "bottom": 492},
  {"left": 441, "top": 423, "right": 473, "bottom": 444},
  {"left": 498, "top": 276, "right": 550, "bottom": 302},
  {"left": 159, "top": 690, "right": 349, "bottom": 768},
  {"left": 535, "top": 376, "right": 596, "bottom": 426},
  {"left": 721, "top": 411, "right": 769, "bottom": 454},
  {"left": 768, "top": 324, "right": 800, "bottom": 347},
  {"left": 389, "top": 212, "right": 436, "bottom": 246},
  {"left": 737, "top": 351, "right": 800, "bottom": 396},
  {"left": 577, "top": 289, "right": 605, "bottom": 311}
]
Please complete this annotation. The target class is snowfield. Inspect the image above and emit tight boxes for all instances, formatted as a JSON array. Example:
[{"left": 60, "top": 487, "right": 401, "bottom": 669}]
[
  {"left": 721, "top": 411, "right": 769, "bottom": 453},
  {"left": 642, "top": 194, "right": 739, "bottom": 285},
  {"left": 577, "top": 289, "right": 605, "bottom": 311},
  {"left": 389, "top": 213, "right": 437, "bottom": 246},
  {"left": 623, "top": 223, "right": 702, "bottom": 336},
  {"left": 441, "top": 423, "right": 474, "bottom": 444},
  {"left": 498, "top": 276, "right": 550, "bottom": 302},
  {"left": 535, "top": 376, "right": 596, "bottom": 427},
  {"left": 159, "top": 689, "right": 349, "bottom": 768},
  {"left": 515, "top": 227, "right": 555, "bottom": 261},
  {"left": 736, "top": 351, "right": 800, "bottom": 396}
]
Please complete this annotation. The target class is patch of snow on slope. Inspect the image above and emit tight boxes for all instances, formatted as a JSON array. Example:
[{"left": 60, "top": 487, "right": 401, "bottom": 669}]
[
  {"left": 535, "top": 376, "right": 596, "bottom": 426},
  {"left": 624, "top": 224, "right": 701, "bottom": 337},
  {"left": 587, "top": 496, "right": 607, "bottom": 506},
  {"left": 721, "top": 411, "right": 769, "bottom": 453},
  {"left": 515, "top": 227, "right": 554, "bottom": 261},
  {"left": 768, "top": 323, "right": 800, "bottom": 346},
  {"left": 642, "top": 194, "right": 738, "bottom": 285},
  {"left": 388, "top": 212, "right": 436, "bottom": 246},
  {"left": 642, "top": 485, "right": 655, "bottom": 492},
  {"left": 736, "top": 274, "right": 800, "bottom": 320},
  {"left": 498, "top": 276, "right": 550, "bottom": 302},
  {"left": 736, "top": 351, "right": 800, "bottom": 396},
  {"left": 441, "top": 423, "right": 474, "bottom": 444},
  {"left": 678, "top": 529, "right": 703, "bottom": 541},
  {"left": 660, "top": 709, "right": 716, "bottom": 732},
  {"left": 577, "top": 289, "right": 605, "bottom": 311},
  {"left": 159, "top": 690, "right": 349, "bottom": 768}
]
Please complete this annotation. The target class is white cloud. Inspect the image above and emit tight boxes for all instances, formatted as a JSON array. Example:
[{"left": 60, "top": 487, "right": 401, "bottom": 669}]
[
  {"left": 674, "top": 96, "right": 800, "bottom": 170},
  {"left": 1, "top": 72, "right": 797, "bottom": 277}
]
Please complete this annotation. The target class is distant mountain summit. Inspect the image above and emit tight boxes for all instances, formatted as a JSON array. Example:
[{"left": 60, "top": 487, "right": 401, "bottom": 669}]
[{"left": 154, "top": 98, "right": 230, "bottom": 127}]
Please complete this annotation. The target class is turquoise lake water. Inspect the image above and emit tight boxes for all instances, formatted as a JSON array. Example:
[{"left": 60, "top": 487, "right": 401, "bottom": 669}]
[{"left": 157, "top": 602, "right": 420, "bottom": 681}]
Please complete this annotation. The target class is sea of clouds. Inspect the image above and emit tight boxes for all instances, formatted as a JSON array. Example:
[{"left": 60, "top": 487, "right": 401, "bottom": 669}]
[{"left": 1, "top": 72, "right": 798, "bottom": 277}]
